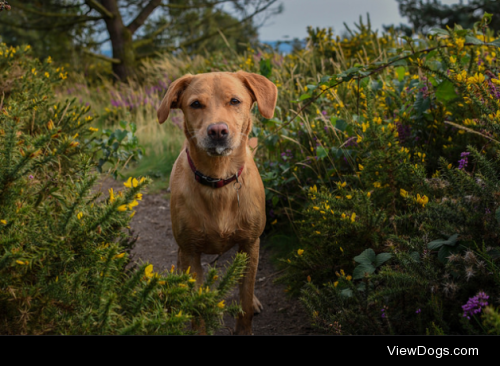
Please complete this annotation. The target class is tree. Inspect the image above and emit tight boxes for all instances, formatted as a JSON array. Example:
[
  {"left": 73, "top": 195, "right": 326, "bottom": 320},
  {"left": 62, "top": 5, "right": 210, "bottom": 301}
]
[
  {"left": 0, "top": 0, "right": 280, "bottom": 80},
  {"left": 394, "top": 0, "right": 500, "bottom": 35}
]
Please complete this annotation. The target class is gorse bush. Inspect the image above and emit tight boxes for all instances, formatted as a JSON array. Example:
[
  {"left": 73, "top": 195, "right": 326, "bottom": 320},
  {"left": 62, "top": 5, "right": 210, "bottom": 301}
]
[
  {"left": 51, "top": 12, "right": 500, "bottom": 335},
  {"left": 0, "top": 43, "right": 246, "bottom": 334},
  {"left": 272, "top": 14, "right": 500, "bottom": 335}
]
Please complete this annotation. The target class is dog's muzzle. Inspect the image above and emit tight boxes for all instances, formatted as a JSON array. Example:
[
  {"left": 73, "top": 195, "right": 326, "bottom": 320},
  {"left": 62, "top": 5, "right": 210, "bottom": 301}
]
[{"left": 204, "top": 122, "right": 232, "bottom": 156}]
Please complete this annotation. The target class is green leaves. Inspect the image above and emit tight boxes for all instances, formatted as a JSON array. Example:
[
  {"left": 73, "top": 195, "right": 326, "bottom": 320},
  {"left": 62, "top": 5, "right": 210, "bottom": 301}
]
[
  {"left": 427, "top": 234, "right": 460, "bottom": 263},
  {"left": 259, "top": 58, "right": 273, "bottom": 79},
  {"left": 435, "top": 80, "right": 458, "bottom": 103},
  {"left": 352, "top": 249, "right": 392, "bottom": 279}
]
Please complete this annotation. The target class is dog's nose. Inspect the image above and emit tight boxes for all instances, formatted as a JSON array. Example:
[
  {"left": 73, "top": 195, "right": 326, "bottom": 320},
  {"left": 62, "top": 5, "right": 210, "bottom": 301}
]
[{"left": 207, "top": 123, "right": 229, "bottom": 141}]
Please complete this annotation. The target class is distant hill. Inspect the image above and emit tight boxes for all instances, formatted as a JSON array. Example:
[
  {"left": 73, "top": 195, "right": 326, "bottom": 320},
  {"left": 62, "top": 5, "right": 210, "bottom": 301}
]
[{"left": 100, "top": 39, "right": 305, "bottom": 57}]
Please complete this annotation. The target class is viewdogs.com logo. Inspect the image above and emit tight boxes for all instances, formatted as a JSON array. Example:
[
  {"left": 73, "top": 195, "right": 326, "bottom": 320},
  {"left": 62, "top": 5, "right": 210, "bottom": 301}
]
[{"left": 387, "top": 346, "right": 478, "bottom": 358}]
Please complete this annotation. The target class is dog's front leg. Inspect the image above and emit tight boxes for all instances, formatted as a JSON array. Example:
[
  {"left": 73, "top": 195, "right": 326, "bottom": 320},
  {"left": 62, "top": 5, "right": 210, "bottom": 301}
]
[
  {"left": 177, "top": 247, "right": 206, "bottom": 334},
  {"left": 235, "top": 238, "right": 260, "bottom": 335}
]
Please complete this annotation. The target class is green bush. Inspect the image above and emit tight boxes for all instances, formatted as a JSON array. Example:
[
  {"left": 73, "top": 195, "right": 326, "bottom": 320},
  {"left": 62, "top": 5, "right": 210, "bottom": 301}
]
[
  {"left": 0, "top": 43, "right": 246, "bottom": 335},
  {"left": 272, "top": 15, "right": 500, "bottom": 335}
]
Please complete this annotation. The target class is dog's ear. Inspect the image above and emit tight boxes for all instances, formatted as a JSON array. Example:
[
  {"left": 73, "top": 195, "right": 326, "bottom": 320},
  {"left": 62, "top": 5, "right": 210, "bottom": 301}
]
[
  {"left": 235, "top": 71, "right": 278, "bottom": 119},
  {"left": 157, "top": 74, "right": 193, "bottom": 124}
]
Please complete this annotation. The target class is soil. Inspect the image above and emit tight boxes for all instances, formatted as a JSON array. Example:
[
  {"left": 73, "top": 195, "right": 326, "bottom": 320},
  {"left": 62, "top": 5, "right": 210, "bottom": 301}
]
[{"left": 95, "top": 177, "right": 319, "bottom": 335}]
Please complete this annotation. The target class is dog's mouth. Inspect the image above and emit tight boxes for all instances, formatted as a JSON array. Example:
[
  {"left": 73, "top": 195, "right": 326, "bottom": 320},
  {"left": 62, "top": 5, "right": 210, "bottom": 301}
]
[{"left": 205, "top": 146, "right": 233, "bottom": 156}]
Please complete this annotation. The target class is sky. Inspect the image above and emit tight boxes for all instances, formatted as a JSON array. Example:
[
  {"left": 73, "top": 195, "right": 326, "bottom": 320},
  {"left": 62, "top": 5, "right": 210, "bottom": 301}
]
[{"left": 257, "top": 0, "right": 464, "bottom": 41}]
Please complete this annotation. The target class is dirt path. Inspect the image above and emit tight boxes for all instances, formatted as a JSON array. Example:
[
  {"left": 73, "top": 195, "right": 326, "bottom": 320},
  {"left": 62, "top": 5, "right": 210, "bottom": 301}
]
[{"left": 96, "top": 177, "right": 317, "bottom": 335}]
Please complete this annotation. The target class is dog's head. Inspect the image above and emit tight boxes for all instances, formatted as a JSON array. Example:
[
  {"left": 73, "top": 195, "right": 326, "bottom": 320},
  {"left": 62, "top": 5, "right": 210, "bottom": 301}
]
[{"left": 157, "top": 71, "right": 277, "bottom": 157}]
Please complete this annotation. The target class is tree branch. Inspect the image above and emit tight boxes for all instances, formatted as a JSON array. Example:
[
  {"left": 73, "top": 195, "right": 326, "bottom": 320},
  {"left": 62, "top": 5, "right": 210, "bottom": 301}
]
[
  {"left": 127, "top": 0, "right": 162, "bottom": 35},
  {"left": 82, "top": 48, "right": 121, "bottom": 64},
  {"left": 132, "top": 21, "right": 171, "bottom": 49},
  {"left": 8, "top": 1, "right": 88, "bottom": 18},
  {"left": 84, "top": 0, "right": 115, "bottom": 19},
  {"left": 167, "top": 0, "right": 278, "bottom": 51}
]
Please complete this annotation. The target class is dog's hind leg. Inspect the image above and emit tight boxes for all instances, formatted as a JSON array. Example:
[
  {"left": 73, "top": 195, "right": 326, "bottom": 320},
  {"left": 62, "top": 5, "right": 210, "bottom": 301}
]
[{"left": 235, "top": 237, "right": 260, "bottom": 335}]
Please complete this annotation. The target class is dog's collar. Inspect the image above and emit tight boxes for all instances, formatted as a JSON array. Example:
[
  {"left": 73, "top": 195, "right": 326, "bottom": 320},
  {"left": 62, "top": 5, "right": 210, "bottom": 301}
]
[{"left": 185, "top": 149, "right": 244, "bottom": 189}]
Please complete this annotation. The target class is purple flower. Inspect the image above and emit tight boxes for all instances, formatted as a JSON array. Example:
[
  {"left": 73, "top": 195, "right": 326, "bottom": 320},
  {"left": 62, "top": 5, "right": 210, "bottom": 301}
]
[
  {"left": 462, "top": 291, "right": 489, "bottom": 320},
  {"left": 322, "top": 110, "right": 327, "bottom": 116},
  {"left": 381, "top": 309, "right": 386, "bottom": 318},
  {"left": 416, "top": 309, "right": 421, "bottom": 314},
  {"left": 458, "top": 152, "right": 470, "bottom": 170},
  {"left": 396, "top": 122, "right": 411, "bottom": 143},
  {"left": 29, "top": 175, "right": 33, "bottom": 179}
]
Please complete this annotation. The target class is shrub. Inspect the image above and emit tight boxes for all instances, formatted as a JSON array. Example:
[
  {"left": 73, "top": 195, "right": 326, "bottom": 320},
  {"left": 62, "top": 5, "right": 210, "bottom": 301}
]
[{"left": 0, "top": 43, "right": 245, "bottom": 334}]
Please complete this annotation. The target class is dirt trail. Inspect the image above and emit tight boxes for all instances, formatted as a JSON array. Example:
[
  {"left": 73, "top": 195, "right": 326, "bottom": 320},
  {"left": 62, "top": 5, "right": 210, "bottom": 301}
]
[{"left": 96, "top": 177, "right": 317, "bottom": 335}]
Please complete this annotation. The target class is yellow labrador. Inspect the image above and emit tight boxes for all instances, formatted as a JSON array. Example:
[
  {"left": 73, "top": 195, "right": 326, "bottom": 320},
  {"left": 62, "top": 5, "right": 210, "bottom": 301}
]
[{"left": 157, "top": 71, "right": 277, "bottom": 335}]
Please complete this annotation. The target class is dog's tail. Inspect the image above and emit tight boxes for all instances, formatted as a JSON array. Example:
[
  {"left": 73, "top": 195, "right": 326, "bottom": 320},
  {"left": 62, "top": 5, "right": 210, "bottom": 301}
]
[{"left": 248, "top": 137, "right": 258, "bottom": 157}]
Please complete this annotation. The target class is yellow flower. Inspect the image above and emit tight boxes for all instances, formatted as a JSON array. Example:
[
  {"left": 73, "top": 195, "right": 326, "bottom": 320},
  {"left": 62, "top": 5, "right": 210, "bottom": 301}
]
[
  {"left": 307, "top": 275, "right": 311, "bottom": 282},
  {"left": 135, "top": 193, "right": 142, "bottom": 201},
  {"left": 271, "top": 219, "right": 277, "bottom": 225},
  {"left": 367, "top": 192, "right": 371, "bottom": 198},
  {"left": 217, "top": 300, "right": 225, "bottom": 309},
  {"left": 313, "top": 206, "right": 320, "bottom": 211},
  {"left": 127, "top": 200, "right": 139, "bottom": 209},
  {"left": 334, "top": 281, "right": 339, "bottom": 287},
  {"left": 351, "top": 212, "right": 356, "bottom": 222},
  {"left": 340, "top": 247, "right": 344, "bottom": 253},
  {"left": 89, "top": 127, "right": 98, "bottom": 132},
  {"left": 447, "top": 164, "right": 452, "bottom": 169},
  {"left": 346, "top": 275, "right": 352, "bottom": 281},
  {"left": 109, "top": 188, "right": 115, "bottom": 202},
  {"left": 77, "top": 212, "right": 83, "bottom": 220},
  {"left": 315, "top": 231, "right": 321, "bottom": 234},
  {"left": 1, "top": 220, "right": 6, "bottom": 225},
  {"left": 340, "top": 182, "right": 347, "bottom": 188},
  {"left": 117, "top": 205, "right": 128, "bottom": 211},
  {"left": 114, "top": 253, "right": 125, "bottom": 259},
  {"left": 346, "top": 195, "right": 352, "bottom": 199},
  {"left": 175, "top": 310, "right": 183, "bottom": 317},
  {"left": 341, "top": 213, "right": 346, "bottom": 219},
  {"left": 358, "top": 164, "right": 364, "bottom": 171},
  {"left": 188, "top": 278, "right": 196, "bottom": 283},
  {"left": 144, "top": 264, "right": 154, "bottom": 278},
  {"left": 46, "top": 56, "right": 52, "bottom": 64},
  {"left": 400, "top": 189, "right": 408, "bottom": 198},
  {"left": 297, "top": 249, "right": 304, "bottom": 256},
  {"left": 16, "top": 260, "right": 26, "bottom": 265},
  {"left": 170, "top": 264, "right": 175, "bottom": 273},
  {"left": 47, "top": 120, "right": 54, "bottom": 130},
  {"left": 129, "top": 211, "right": 136, "bottom": 218},
  {"left": 309, "top": 185, "right": 318, "bottom": 193}
]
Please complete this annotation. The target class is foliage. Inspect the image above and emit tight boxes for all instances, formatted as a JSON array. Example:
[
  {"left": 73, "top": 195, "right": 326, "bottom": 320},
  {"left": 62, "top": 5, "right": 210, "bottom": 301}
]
[
  {"left": 394, "top": 0, "right": 500, "bottom": 36},
  {"left": 269, "top": 14, "right": 500, "bottom": 335},
  {"left": 0, "top": 43, "right": 246, "bottom": 334},
  {"left": 0, "top": 0, "right": 280, "bottom": 80}
]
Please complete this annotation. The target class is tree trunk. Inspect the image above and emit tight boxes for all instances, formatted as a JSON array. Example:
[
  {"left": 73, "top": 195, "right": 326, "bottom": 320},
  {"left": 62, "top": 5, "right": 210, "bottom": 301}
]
[{"left": 100, "top": 0, "right": 135, "bottom": 80}]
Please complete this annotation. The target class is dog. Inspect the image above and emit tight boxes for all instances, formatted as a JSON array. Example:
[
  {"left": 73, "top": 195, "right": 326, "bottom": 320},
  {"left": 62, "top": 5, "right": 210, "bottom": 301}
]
[{"left": 157, "top": 71, "right": 277, "bottom": 335}]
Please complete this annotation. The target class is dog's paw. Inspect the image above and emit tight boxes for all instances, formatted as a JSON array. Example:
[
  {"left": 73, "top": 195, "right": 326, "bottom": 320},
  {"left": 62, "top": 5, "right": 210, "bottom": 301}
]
[{"left": 253, "top": 295, "right": 263, "bottom": 315}]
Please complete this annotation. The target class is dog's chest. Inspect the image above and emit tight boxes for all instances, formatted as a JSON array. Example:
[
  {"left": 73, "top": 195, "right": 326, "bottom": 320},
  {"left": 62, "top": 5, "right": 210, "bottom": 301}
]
[{"left": 171, "top": 185, "right": 265, "bottom": 254}]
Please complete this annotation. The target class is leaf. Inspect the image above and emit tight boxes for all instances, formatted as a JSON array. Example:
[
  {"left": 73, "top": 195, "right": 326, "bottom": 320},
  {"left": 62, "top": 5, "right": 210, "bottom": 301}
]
[
  {"left": 353, "top": 263, "right": 375, "bottom": 279},
  {"left": 272, "top": 195, "right": 279, "bottom": 207},
  {"left": 298, "top": 93, "right": 311, "bottom": 101},
  {"left": 334, "top": 119, "right": 348, "bottom": 132},
  {"left": 488, "top": 39, "right": 500, "bottom": 48},
  {"left": 354, "top": 248, "right": 376, "bottom": 265},
  {"left": 395, "top": 66, "right": 405, "bottom": 82},
  {"left": 374, "top": 253, "right": 392, "bottom": 267},
  {"left": 429, "top": 28, "right": 449, "bottom": 36},
  {"left": 259, "top": 59, "right": 273, "bottom": 79},
  {"left": 435, "top": 80, "right": 458, "bottom": 103},
  {"left": 427, "top": 234, "right": 459, "bottom": 250},
  {"left": 438, "top": 245, "right": 455, "bottom": 264},
  {"left": 340, "top": 288, "right": 353, "bottom": 298},
  {"left": 316, "top": 146, "right": 328, "bottom": 160},
  {"left": 465, "top": 35, "right": 484, "bottom": 45}
]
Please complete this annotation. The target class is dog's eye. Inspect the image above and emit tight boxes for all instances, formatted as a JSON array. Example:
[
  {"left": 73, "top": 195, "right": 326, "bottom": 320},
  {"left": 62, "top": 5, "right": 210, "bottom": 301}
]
[
  {"left": 190, "top": 101, "right": 202, "bottom": 109},
  {"left": 230, "top": 98, "right": 240, "bottom": 106}
]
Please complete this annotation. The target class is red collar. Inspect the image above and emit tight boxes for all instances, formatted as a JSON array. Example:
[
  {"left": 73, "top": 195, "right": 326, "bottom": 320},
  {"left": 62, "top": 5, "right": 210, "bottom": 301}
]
[{"left": 185, "top": 149, "right": 244, "bottom": 189}]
